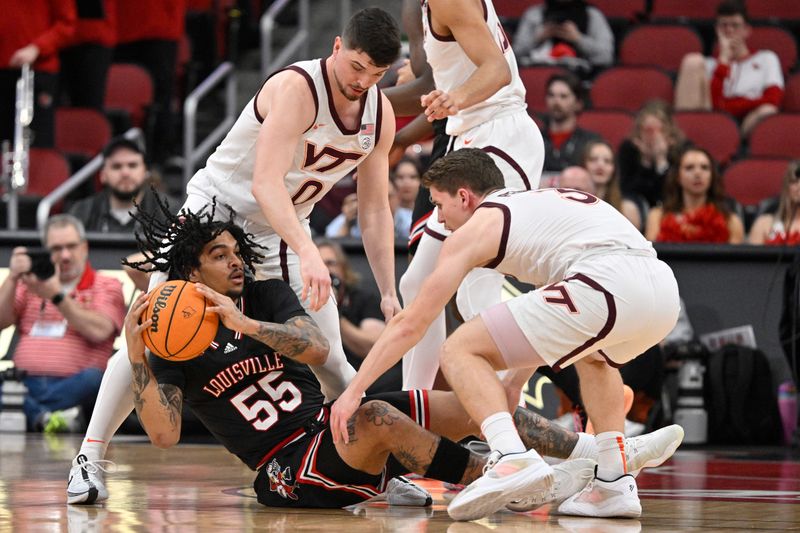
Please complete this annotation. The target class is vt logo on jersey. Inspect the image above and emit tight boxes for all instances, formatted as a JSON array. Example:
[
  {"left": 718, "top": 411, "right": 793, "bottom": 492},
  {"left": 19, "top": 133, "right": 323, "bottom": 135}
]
[
  {"left": 267, "top": 459, "right": 299, "bottom": 500},
  {"left": 302, "top": 141, "right": 364, "bottom": 173}
]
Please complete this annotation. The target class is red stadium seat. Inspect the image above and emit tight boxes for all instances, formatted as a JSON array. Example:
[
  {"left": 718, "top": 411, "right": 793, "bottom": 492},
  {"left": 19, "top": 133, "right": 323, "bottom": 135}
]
[
  {"left": 619, "top": 25, "right": 703, "bottom": 72},
  {"left": 27, "top": 148, "right": 70, "bottom": 197},
  {"left": 589, "top": 0, "right": 646, "bottom": 21},
  {"left": 749, "top": 114, "right": 800, "bottom": 159},
  {"left": 519, "top": 66, "right": 569, "bottom": 115},
  {"left": 675, "top": 111, "right": 740, "bottom": 165},
  {"left": 55, "top": 108, "right": 112, "bottom": 161},
  {"left": 576, "top": 110, "right": 633, "bottom": 150},
  {"left": 105, "top": 63, "right": 154, "bottom": 128},
  {"left": 784, "top": 73, "right": 800, "bottom": 112},
  {"left": 748, "top": 0, "right": 800, "bottom": 21},
  {"left": 651, "top": 0, "right": 718, "bottom": 21},
  {"left": 590, "top": 67, "right": 674, "bottom": 112},
  {"left": 723, "top": 158, "right": 790, "bottom": 206},
  {"left": 494, "top": 0, "right": 538, "bottom": 21}
]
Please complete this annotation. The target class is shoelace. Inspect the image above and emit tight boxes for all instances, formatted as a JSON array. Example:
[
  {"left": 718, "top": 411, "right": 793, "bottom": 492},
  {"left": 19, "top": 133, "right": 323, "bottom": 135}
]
[
  {"left": 76, "top": 459, "right": 117, "bottom": 476},
  {"left": 464, "top": 440, "right": 491, "bottom": 457},
  {"left": 481, "top": 451, "right": 502, "bottom": 475}
]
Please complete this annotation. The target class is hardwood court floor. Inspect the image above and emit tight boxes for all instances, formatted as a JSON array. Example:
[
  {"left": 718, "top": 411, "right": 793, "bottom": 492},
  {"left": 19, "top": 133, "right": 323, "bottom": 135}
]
[{"left": 2, "top": 433, "right": 799, "bottom": 531}]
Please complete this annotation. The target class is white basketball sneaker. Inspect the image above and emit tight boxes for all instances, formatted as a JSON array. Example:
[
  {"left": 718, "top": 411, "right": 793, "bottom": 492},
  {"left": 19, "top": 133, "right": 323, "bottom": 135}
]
[
  {"left": 447, "top": 449, "right": 554, "bottom": 521},
  {"left": 506, "top": 458, "right": 596, "bottom": 512},
  {"left": 67, "top": 454, "right": 114, "bottom": 505},
  {"left": 558, "top": 472, "right": 642, "bottom": 518},
  {"left": 626, "top": 424, "right": 684, "bottom": 477}
]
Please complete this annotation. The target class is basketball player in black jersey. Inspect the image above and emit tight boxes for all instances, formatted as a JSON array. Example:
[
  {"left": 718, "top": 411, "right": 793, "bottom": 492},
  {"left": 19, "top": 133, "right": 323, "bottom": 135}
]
[{"left": 122, "top": 199, "right": 597, "bottom": 512}]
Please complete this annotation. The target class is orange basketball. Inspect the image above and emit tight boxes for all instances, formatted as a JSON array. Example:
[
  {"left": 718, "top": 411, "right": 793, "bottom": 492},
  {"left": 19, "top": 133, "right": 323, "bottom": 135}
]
[{"left": 142, "top": 280, "right": 219, "bottom": 361}]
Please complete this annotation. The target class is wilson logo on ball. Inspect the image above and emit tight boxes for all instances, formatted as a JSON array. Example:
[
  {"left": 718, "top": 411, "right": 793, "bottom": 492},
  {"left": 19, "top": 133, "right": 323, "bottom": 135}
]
[{"left": 149, "top": 283, "right": 177, "bottom": 334}]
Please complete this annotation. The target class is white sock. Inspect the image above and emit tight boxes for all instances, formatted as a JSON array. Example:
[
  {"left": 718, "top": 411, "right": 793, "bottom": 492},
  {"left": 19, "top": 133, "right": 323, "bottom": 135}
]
[
  {"left": 595, "top": 431, "right": 628, "bottom": 480},
  {"left": 568, "top": 432, "right": 597, "bottom": 461},
  {"left": 481, "top": 412, "right": 526, "bottom": 455},
  {"left": 78, "top": 347, "right": 135, "bottom": 462}
]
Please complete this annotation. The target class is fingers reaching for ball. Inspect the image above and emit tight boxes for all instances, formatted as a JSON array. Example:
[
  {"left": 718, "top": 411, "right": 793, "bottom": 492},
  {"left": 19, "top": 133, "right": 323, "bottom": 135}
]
[
  {"left": 125, "top": 292, "right": 152, "bottom": 361},
  {"left": 195, "top": 283, "right": 250, "bottom": 334}
]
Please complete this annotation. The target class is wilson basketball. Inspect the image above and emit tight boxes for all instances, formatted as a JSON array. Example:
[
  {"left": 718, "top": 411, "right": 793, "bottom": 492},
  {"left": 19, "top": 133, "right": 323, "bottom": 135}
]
[{"left": 142, "top": 280, "right": 219, "bottom": 361}]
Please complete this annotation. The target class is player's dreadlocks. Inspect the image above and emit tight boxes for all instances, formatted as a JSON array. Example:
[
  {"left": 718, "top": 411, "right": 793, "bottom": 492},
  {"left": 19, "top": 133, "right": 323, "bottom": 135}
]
[{"left": 123, "top": 192, "right": 265, "bottom": 281}]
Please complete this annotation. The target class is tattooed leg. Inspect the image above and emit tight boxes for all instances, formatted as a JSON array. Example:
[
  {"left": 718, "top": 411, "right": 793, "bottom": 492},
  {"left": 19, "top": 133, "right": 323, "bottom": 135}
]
[{"left": 513, "top": 406, "right": 578, "bottom": 459}]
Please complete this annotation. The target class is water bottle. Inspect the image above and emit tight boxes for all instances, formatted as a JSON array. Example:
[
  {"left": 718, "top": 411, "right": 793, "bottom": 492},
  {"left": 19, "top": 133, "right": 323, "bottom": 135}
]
[
  {"left": 673, "top": 358, "right": 708, "bottom": 444},
  {"left": 778, "top": 381, "right": 798, "bottom": 446}
]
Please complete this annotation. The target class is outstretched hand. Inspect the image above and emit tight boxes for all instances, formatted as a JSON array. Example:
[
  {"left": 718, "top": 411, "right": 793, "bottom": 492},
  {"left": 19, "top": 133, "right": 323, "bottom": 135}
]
[
  {"left": 380, "top": 295, "right": 402, "bottom": 322},
  {"left": 329, "top": 388, "right": 361, "bottom": 445},
  {"left": 421, "top": 90, "right": 460, "bottom": 121},
  {"left": 299, "top": 248, "right": 331, "bottom": 312}
]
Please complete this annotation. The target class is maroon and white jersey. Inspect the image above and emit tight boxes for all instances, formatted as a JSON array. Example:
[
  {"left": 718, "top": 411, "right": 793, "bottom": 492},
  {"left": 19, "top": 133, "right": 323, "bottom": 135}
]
[
  {"left": 478, "top": 188, "right": 655, "bottom": 287},
  {"left": 421, "top": 0, "right": 526, "bottom": 136},
  {"left": 188, "top": 58, "right": 382, "bottom": 230}
]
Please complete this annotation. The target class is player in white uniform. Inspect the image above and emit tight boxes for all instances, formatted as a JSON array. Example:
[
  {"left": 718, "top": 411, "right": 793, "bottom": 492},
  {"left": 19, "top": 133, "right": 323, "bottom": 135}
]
[
  {"left": 67, "top": 8, "right": 405, "bottom": 505},
  {"left": 397, "top": 0, "right": 546, "bottom": 390},
  {"left": 331, "top": 149, "right": 683, "bottom": 520}
]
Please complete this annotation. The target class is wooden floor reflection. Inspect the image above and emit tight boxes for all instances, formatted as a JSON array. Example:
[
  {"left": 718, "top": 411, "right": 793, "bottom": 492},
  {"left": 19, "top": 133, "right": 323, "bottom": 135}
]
[{"left": 2, "top": 433, "right": 799, "bottom": 532}]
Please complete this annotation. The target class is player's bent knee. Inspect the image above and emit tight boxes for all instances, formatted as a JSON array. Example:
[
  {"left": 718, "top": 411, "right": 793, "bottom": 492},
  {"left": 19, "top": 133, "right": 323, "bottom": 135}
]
[
  {"left": 356, "top": 400, "right": 405, "bottom": 441},
  {"left": 680, "top": 53, "right": 705, "bottom": 71}
]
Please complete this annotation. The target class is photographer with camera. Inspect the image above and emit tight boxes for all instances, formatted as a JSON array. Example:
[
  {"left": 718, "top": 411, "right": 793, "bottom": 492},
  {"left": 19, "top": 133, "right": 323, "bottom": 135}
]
[
  {"left": 513, "top": 0, "right": 614, "bottom": 73},
  {"left": 316, "top": 238, "right": 401, "bottom": 393},
  {"left": 0, "top": 214, "right": 126, "bottom": 432}
]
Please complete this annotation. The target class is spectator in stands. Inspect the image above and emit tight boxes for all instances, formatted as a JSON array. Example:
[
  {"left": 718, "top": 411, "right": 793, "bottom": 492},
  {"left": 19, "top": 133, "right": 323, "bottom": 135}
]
[
  {"left": 60, "top": 0, "right": 116, "bottom": 109},
  {"left": 620, "top": 100, "right": 688, "bottom": 208},
  {"left": 646, "top": 146, "right": 744, "bottom": 244},
  {"left": 674, "top": 0, "right": 784, "bottom": 137},
  {"left": 325, "top": 193, "right": 360, "bottom": 239},
  {"left": 513, "top": 0, "right": 614, "bottom": 73},
  {"left": 749, "top": 160, "right": 800, "bottom": 245},
  {"left": 391, "top": 156, "right": 422, "bottom": 243},
  {"left": 582, "top": 139, "right": 644, "bottom": 231},
  {"left": 316, "top": 238, "right": 400, "bottom": 393},
  {"left": 541, "top": 72, "right": 600, "bottom": 174},
  {"left": 68, "top": 138, "right": 174, "bottom": 233},
  {"left": 0, "top": 1, "right": 76, "bottom": 148},
  {"left": 557, "top": 165, "right": 595, "bottom": 193},
  {"left": 0, "top": 214, "right": 126, "bottom": 432},
  {"left": 114, "top": 0, "right": 186, "bottom": 162}
]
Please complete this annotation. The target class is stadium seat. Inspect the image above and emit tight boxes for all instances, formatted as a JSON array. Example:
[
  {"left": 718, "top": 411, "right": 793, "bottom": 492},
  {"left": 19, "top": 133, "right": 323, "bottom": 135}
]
[
  {"left": 748, "top": 1, "right": 800, "bottom": 22},
  {"left": 675, "top": 111, "right": 740, "bottom": 166},
  {"left": 619, "top": 25, "right": 703, "bottom": 72},
  {"left": 651, "top": 0, "right": 718, "bottom": 21},
  {"left": 576, "top": 110, "right": 633, "bottom": 150},
  {"left": 784, "top": 73, "right": 800, "bottom": 112},
  {"left": 588, "top": 0, "right": 645, "bottom": 21},
  {"left": 749, "top": 114, "right": 800, "bottom": 159},
  {"left": 105, "top": 63, "right": 154, "bottom": 128},
  {"left": 723, "top": 157, "right": 789, "bottom": 207},
  {"left": 55, "top": 108, "right": 112, "bottom": 161},
  {"left": 589, "top": 67, "right": 673, "bottom": 112},
  {"left": 494, "top": 0, "right": 538, "bottom": 21},
  {"left": 28, "top": 148, "right": 70, "bottom": 197},
  {"left": 519, "top": 66, "right": 569, "bottom": 115}
]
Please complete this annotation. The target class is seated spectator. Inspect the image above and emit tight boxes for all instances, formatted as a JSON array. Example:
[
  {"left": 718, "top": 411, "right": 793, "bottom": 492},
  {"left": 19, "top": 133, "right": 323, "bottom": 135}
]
[
  {"left": 749, "top": 161, "right": 800, "bottom": 245},
  {"left": 316, "top": 238, "right": 400, "bottom": 393},
  {"left": 674, "top": 0, "right": 783, "bottom": 137},
  {"left": 513, "top": 0, "right": 614, "bottom": 73},
  {"left": 646, "top": 147, "right": 744, "bottom": 244},
  {"left": 557, "top": 165, "right": 595, "bottom": 193},
  {"left": 542, "top": 72, "right": 600, "bottom": 174},
  {"left": 391, "top": 156, "right": 422, "bottom": 242},
  {"left": 620, "top": 100, "right": 688, "bottom": 208},
  {"left": 325, "top": 192, "right": 360, "bottom": 239},
  {"left": 582, "top": 139, "right": 644, "bottom": 231},
  {"left": 0, "top": 215, "right": 126, "bottom": 432},
  {"left": 68, "top": 138, "right": 175, "bottom": 233}
]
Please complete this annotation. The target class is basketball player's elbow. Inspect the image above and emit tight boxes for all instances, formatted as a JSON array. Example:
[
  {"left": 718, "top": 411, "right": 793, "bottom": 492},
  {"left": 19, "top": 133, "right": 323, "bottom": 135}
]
[
  {"left": 492, "top": 61, "right": 512, "bottom": 89},
  {"left": 299, "top": 336, "right": 330, "bottom": 365}
]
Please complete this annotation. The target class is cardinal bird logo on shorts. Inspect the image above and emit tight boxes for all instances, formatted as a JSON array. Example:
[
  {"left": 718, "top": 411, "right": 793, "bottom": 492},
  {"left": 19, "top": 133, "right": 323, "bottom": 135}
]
[{"left": 267, "top": 459, "right": 299, "bottom": 500}]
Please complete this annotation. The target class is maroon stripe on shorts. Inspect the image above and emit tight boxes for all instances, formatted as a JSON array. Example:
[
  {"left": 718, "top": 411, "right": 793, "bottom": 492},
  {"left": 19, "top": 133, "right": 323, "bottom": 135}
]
[
  {"left": 481, "top": 145, "right": 531, "bottom": 190},
  {"left": 279, "top": 239, "right": 289, "bottom": 283},
  {"left": 553, "top": 273, "right": 617, "bottom": 371},
  {"left": 598, "top": 349, "right": 624, "bottom": 368}
]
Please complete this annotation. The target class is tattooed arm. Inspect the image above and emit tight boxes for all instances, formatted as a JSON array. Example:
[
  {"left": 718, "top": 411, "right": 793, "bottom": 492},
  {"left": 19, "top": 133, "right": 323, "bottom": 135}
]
[
  {"left": 125, "top": 293, "right": 184, "bottom": 448},
  {"left": 196, "top": 283, "right": 329, "bottom": 364}
]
